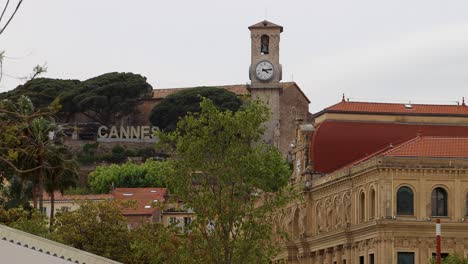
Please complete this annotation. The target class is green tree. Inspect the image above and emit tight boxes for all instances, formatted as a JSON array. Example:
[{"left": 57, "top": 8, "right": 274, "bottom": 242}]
[
  {"left": 0, "top": 78, "right": 79, "bottom": 109},
  {"left": 430, "top": 254, "right": 468, "bottom": 264},
  {"left": 0, "top": 96, "right": 78, "bottom": 225},
  {"left": 158, "top": 98, "right": 291, "bottom": 263},
  {"left": 0, "top": 207, "right": 49, "bottom": 237},
  {"left": 53, "top": 200, "right": 131, "bottom": 262},
  {"left": 65, "top": 72, "right": 153, "bottom": 124},
  {"left": 88, "top": 159, "right": 171, "bottom": 194},
  {"left": 128, "top": 223, "right": 195, "bottom": 264},
  {"left": 150, "top": 86, "right": 242, "bottom": 131}
]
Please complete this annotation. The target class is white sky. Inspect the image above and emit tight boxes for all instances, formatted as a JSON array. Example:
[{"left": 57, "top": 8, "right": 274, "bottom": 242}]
[{"left": 1, "top": 0, "right": 468, "bottom": 112}]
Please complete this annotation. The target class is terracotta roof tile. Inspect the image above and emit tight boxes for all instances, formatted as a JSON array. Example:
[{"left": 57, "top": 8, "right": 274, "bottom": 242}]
[
  {"left": 324, "top": 101, "right": 468, "bottom": 116},
  {"left": 384, "top": 137, "right": 468, "bottom": 158},
  {"left": 113, "top": 188, "right": 168, "bottom": 215},
  {"left": 151, "top": 82, "right": 306, "bottom": 100},
  {"left": 311, "top": 120, "right": 468, "bottom": 173}
]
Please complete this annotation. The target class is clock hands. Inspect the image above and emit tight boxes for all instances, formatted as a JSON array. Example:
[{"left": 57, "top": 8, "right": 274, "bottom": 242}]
[{"left": 262, "top": 68, "right": 273, "bottom": 73}]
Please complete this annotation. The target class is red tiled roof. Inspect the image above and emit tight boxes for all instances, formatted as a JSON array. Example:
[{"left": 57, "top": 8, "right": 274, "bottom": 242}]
[
  {"left": 113, "top": 188, "right": 168, "bottom": 215},
  {"left": 311, "top": 120, "right": 468, "bottom": 173},
  {"left": 323, "top": 101, "right": 468, "bottom": 116},
  {"left": 384, "top": 136, "right": 468, "bottom": 158},
  {"left": 42, "top": 192, "right": 112, "bottom": 202}
]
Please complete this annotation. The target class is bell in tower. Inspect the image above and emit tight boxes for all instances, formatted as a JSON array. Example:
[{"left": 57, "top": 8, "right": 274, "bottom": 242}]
[
  {"left": 248, "top": 20, "right": 283, "bottom": 88},
  {"left": 260, "top": 35, "right": 269, "bottom": 54},
  {"left": 247, "top": 20, "right": 283, "bottom": 152}
]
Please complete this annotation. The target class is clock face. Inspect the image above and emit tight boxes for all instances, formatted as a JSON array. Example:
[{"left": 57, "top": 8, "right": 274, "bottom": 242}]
[{"left": 255, "top": 61, "right": 274, "bottom": 81}]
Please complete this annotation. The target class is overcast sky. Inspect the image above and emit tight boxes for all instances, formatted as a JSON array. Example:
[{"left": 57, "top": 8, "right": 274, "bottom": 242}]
[{"left": 1, "top": 0, "right": 468, "bottom": 112}]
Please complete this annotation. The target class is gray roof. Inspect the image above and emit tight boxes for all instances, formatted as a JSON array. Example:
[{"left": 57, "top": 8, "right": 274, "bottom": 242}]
[{"left": 0, "top": 224, "right": 121, "bottom": 264}]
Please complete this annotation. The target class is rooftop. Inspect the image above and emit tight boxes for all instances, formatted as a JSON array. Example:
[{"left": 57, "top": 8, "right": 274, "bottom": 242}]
[
  {"left": 113, "top": 188, "right": 168, "bottom": 216},
  {"left": 321, "top": 100, "right": 468, "bottom": 116},
  {"left": 385, "top": 136, "right": 468, "bottom": 158},
  {"left": 150, "top": 82, "right": 310, "bottom": 103},
  {"left": 0, "top": 224, "right": 120, "bottom": 264},
  {"left": 311, "top": 120, "right": 468, "bottom": 173}
]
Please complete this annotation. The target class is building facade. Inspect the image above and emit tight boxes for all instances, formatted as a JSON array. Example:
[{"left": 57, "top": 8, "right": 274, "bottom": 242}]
[{"left": 278, "top": 100, "right": 468, "bottom": 264}]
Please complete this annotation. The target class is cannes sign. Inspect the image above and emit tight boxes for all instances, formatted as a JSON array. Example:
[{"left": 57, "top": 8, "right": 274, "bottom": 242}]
[{"left": 97, "top": 126, "right": 158, "bottom": 143}]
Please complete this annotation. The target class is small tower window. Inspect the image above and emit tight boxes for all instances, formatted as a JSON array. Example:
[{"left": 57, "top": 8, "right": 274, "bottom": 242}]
[{"left": 261, "top": 35, "right": 269, "bottom": 54}]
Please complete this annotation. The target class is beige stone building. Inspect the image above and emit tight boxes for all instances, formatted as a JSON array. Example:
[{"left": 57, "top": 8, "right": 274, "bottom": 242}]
[{"left": 278, "top": 100, "right": 468, "bottom": 264}]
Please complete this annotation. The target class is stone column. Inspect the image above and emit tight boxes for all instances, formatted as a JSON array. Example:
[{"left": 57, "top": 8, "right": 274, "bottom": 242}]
[
  {"left": 344, "top": 244, "right": 351, "bottom": 264},
  {"left": 335, "top": 246, "right": 343, "bottom": 264},
  {"left": 326, "top": 248, "right": 333, "bottom": 264},
  {"left": 309, "top": 252, "right": 315, "bottom": 264},
  {"left": 316, "top": 250, "right": 323, "bottom": 264}
]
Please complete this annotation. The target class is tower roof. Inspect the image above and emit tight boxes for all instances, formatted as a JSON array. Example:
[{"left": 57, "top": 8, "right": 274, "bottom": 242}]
[{"left": 248, "top": 20, "right": 283, "bottom": 32}]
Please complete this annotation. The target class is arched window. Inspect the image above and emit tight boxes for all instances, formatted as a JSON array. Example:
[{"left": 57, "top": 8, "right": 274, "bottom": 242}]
[
  {"left": 431, "top": 187, "right": 448, "bottom": 217},
  {"left": 370, "top": 188, "right": 376, "bottom": 219},
  {"left": 360, "top": 192, "right": 365, "bottom": 222},
  {"left": 397, "top": 186, "right": 414, "bottom": 215},
  {"left": 260, "top": 35, "right": 269, "bottom": 54}
]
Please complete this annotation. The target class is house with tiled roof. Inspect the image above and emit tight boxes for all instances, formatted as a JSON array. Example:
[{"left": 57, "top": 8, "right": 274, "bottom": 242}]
[
  {"left": 112, "top": 187, "right": 168, "bottom": 228},
  {"left": 277, "top": 99, "right": 468, "bottom": 264}
]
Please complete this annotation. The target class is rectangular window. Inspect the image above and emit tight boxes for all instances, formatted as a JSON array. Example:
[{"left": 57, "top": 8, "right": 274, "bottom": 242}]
[
  {"left": 61, "top": 206, "right": 70, "bottom": 212},
  {"left": 40, "top": 207, "right": 47, "bottom": 214},
  {"left": 369, "top": 253, "right": 374, "bottom": 264},
  {"left": 398, "top": 252, "right": 415, "bottom": 264},
  {"left": 431, "top": 253, "right": 449, "bottom": 260},
  {"left": 343, "top": 260, "right": 346, "bottom": 264},
  {"left": 169, "top": 217, "right": 177, "bottom": 225},
  {"left": 359, "top": 256, "right": 364, "bottom": 264},
  {"left": 184, "top": 217, "right": 192, "bottom": 225}
]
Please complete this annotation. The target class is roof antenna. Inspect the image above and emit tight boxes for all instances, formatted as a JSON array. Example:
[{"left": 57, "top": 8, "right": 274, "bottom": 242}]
[
  {"left": 342, "top": 93, "right": 346, "bottom": 102},
  {"left": 463, "top": 97, "right": 466, "bottom": 106}
]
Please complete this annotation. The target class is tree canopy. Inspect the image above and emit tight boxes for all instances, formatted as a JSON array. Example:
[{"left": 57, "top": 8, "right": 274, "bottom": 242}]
[
  {"left": 0, "top": 95, "right": 78, "bottom": 224},
  {"left": 0, "top": 72, "right": 153, "bottom": 124},
  {"left": 0, "top": 78, "right": 79, "bottom": 108},
  {"left": 88, "top": 159, "right": 171, "bottom": 194},
  {"left": 64, "top": 72, "right": 153, "bottom": 124},
  {"left": 157, "top": 98, "right": 291, "bottom": 263},
  {"left": 150, "top": 86, "right": 242, "bottom": 131}
]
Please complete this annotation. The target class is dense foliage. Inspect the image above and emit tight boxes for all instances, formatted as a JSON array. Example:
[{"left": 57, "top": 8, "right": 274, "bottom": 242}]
[
  {"left": 430, "top": 255, "right": 468, "bottom": 264},
  {"left": 53, "top": 200, "right": 131, "bottom": 261},
  {"left": 62, "top": 72, "right": 153, "bottom": 124},
  {"left": 0, "top": 78, "right": 79, "bottom": 108},
  {"left": 0, "top": 72, "right": 153, "bottom": 124},
  {"left": 158, "top": 98, "right": 291, "bottom": 263},
  {"left": 88, "top": 159, "right": 171, "bottom": 194},
  {"left": 0, "top": 96, "right": 78, "bottom": 223},
  {"left": 0, "top": 207, "right": 49, "bottom": 237},
  {"left": 52, "top": 200, "right": 188, "bottom": 264},
  {"left": 150, "top": 86, "right": 242, "bottom": 131}
]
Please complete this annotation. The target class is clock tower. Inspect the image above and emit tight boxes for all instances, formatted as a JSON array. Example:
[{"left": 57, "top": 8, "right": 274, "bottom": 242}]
[{"left": 248, "top": 20, "right": 283, "bottom": 146}]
